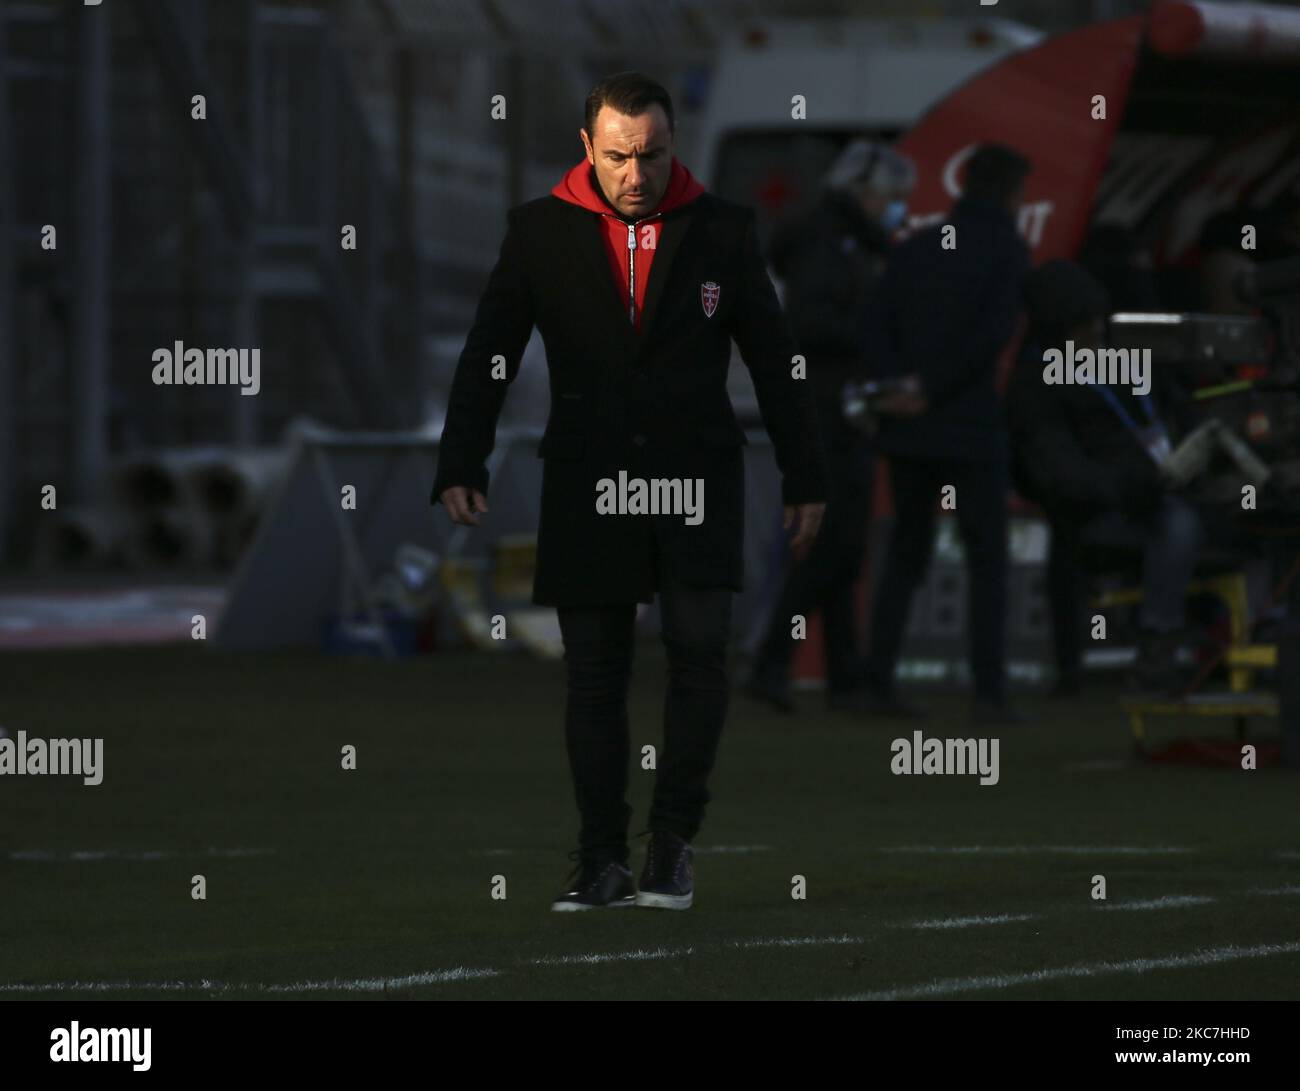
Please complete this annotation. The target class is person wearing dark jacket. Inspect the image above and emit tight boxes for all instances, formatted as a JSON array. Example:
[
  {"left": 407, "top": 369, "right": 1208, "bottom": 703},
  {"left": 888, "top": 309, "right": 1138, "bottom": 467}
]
[
  {"left": 1078, "top": 224, "right": 1162, "bottom": 313},
  {"left": 430, "top": 73, "right": 829, "bottom": 912},
  {"left": 743, "top": 140, "right": 915, "bottom": 714},
  {"left": 857, "top": 143, "right": 1032, "bottom": 723},
  {"left": 1006, "top": 260, "right": 1205, "bottom": 695}
]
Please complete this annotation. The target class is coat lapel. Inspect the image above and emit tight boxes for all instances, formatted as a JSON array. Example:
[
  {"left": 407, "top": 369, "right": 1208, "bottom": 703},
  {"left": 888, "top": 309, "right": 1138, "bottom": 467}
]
[
  {"left": 571, "top": 208, "right": 641, "bottom": 358},
  {"left": 635, "top": 207, "right": 695, "bottom": 359},
  {"left": 563, "top": 197, "right": 702, "bottom": 362}
]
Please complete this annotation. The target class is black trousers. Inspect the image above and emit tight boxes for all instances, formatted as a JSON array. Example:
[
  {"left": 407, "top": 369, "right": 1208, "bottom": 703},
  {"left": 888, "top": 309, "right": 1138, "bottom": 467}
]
[
  {"left": 557, "top": 572, "right": 732, "bottom": 865},
  {"left": 752, "top": 441, "right": 874, "bottom": 692},
  {"left": 865, "top": 455, "right": 1010, "bottom": 701}
]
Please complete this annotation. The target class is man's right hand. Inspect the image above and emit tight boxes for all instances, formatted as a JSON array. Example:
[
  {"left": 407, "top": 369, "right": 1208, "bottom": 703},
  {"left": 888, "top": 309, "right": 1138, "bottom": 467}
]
[
  {"left": 875, "top": 374, "right": 928, "bottom": 418},
  {"left": 441, "top": 486, "right": 490, "bottom": 527}
]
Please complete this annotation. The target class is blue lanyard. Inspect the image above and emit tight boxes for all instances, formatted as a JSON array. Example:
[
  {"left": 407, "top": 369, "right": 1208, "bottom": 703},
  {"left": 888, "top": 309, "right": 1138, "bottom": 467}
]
[{"left": 1094, "top": 384, "right": 1158, "bottom": 438}]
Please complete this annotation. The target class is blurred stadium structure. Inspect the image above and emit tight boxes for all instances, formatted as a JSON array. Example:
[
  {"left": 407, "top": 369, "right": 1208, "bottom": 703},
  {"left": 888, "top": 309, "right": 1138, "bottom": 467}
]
[
  {"left": 3, "top": 0, "right": 1299, "bottom": 667},
  {"left": 0, "top": 0, "right": 1167, "bottom": 569}
]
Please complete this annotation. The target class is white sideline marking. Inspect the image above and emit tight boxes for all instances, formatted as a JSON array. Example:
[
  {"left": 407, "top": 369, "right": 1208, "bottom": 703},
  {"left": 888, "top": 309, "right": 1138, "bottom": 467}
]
[
  {"left": 5, "top": 892, "right": 1280, "bottom": 996},
  {"left": 261, "top": 968, "right": 498, "bottom": 991},
  {"left": 881, "top": 845, "right": 1193, "bottom": 856},
  {"left": 2, "top": 937, "right": 868, "bottom": 993},
  {"left": 727, "top": 935, "right": 860, "bottom": 948},
  {"left": 906, "top": 913, "right": 1038, "bottom": 930},
  {"left": 828, "top": 942, "right": 1300, "bottom": 1001},
  {"left": 0, "top": 981, "right": 201, "bottom": 994},
  {"left": 1099, "top": 895, "right": 1215, "bottom": 911},
  {"left": 0, "top": 968, "right": 499, "bottom": 994},
  {"left": 9, "top": 848, "right": 275, "bottom": 862},
  {"left": 530, "top": 946, "right": 688, "bottom": 966}
]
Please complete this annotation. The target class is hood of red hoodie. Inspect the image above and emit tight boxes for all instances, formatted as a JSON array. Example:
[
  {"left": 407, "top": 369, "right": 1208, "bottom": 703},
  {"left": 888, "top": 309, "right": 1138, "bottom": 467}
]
[{"left": 551, "top": 155, "right": 706, "bottom": 219}]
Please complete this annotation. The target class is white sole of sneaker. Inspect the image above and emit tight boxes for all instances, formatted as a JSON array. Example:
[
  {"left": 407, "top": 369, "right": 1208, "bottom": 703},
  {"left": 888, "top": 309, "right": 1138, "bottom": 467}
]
[
  {"left": 634, "top": 890, "right": 693, "bottom": 910},
  {"left": 550, "top": 898, "right": 636, "bottom": 912}
]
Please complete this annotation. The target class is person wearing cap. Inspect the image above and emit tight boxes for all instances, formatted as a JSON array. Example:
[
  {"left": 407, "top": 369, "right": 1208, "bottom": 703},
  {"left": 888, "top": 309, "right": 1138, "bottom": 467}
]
[{"left": 743, "top": 140, "right": 916, "bottom": 714}]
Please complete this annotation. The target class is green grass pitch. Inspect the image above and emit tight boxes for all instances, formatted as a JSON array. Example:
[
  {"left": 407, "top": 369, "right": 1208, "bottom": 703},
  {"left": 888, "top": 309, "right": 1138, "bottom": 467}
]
[{"left": 3, "top": 642, "right": 1298, "bottom": 1000}]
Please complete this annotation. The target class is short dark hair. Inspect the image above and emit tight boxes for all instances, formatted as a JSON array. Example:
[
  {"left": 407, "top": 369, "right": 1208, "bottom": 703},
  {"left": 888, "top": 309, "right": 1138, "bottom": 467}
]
[
  {"left": 584, "top": 71, "right": 675, "bottom": 140},
  {"left": 963, "top": 143, "right": 1031, "bottom": 205}
]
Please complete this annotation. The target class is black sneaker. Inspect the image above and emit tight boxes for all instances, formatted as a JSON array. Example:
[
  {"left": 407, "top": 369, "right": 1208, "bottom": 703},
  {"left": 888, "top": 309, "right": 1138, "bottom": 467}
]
[
  {"left": 550, "top": 850, "right": 636, "bottom": 912},
  {"left": 635, "top": 830, "right": 694, "bottom": 910}
]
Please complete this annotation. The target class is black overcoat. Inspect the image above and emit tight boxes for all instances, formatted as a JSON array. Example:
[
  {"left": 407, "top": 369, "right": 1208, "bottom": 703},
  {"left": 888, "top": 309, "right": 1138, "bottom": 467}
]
[{"left": 430, "top": 190, "right": 830, "bottom": 606}]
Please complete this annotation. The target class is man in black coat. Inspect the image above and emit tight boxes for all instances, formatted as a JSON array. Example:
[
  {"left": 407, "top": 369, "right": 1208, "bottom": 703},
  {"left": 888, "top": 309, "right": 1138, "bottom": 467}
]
[
  {"left": 858, "top": 143, "right": 1032, "bottom": 723},
  {"left": 430, "top": 72, "right": 829, "bottom": 912}
]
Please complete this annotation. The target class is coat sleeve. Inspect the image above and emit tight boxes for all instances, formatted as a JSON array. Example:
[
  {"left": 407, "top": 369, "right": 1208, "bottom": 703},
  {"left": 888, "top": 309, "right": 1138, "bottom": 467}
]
[
  {"left": 430, "top": 209, "right": 536, "bottom": 505},
  {"left": 729, "top": 210, "right": 831, "bottom": 506}
]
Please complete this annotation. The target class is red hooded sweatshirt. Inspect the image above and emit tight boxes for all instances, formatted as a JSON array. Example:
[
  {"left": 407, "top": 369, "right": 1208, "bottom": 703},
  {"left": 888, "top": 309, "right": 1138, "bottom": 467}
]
[{"left": 551, "top": 156, "right": 706, "bottom": 333}]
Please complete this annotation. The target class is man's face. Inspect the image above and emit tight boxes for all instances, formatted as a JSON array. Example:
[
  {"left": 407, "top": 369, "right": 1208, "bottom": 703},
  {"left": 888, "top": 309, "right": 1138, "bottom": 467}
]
[{"left": 580, "top": 104, "right": 674, "bottom": 218}]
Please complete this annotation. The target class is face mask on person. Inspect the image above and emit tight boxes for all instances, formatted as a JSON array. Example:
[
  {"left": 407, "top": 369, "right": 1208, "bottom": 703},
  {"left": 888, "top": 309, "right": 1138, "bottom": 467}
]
[{"left": 879, "top": 199, "right": 908, "bottom": 233}]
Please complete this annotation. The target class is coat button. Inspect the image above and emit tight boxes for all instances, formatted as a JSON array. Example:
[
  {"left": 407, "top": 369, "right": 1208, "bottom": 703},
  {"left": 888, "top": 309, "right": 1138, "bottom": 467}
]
[{"left": 633, "top": 434, "right": 647, "bottom": 446}]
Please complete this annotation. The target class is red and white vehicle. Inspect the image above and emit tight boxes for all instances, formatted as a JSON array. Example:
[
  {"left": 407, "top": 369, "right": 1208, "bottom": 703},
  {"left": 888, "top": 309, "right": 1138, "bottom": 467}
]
[
  {"left": 898, "top": 0, "right": 1300, "bottom": 270},
  {"left": 785, "top": 0, "right": 1300, "bottom": 686}
]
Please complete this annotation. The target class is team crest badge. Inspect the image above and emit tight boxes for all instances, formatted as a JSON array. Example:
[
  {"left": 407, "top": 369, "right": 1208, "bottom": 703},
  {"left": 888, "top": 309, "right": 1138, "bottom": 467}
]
[{"left": 701, "top": 281, "right": 720, "bottom": 318}]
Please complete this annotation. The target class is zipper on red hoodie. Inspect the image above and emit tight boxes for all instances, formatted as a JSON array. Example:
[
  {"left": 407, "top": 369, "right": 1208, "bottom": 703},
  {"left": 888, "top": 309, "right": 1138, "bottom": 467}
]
[
  {"left": 626, "top": 219, "right": 642, "bottom": 325},
  {"left": 551, "top": 157, "right": 706, "bottom": 331},
  {"left": 604, "top": 212, "right": 661, "bottom": 327}
]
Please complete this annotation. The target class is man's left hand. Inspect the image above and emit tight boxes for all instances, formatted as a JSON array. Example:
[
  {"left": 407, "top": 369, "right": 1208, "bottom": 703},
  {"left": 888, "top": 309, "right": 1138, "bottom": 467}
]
[
  {"left": 783, "top": 502, "right": 826, "bottom": 560},
  {"left": 876, "top": 373, "right": 928, "bottom": 418}
]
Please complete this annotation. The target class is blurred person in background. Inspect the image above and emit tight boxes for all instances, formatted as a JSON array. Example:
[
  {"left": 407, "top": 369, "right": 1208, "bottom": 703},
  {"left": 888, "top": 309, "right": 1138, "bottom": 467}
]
[
  {"left": 743, "top": 140, "right": 916, "bottom": 714},
  {"left": 1199, "top": 208, "right": 1257, "bottom": 316},
  {"left": 1078, "top": 223, "right": 1162, "bottom": 312},
  {"left": 856, "top": 143, "right": 1032, "bottom": 724},
  {"left": 1006, "top": 260, "right": 1206, "bottom": 696}
]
